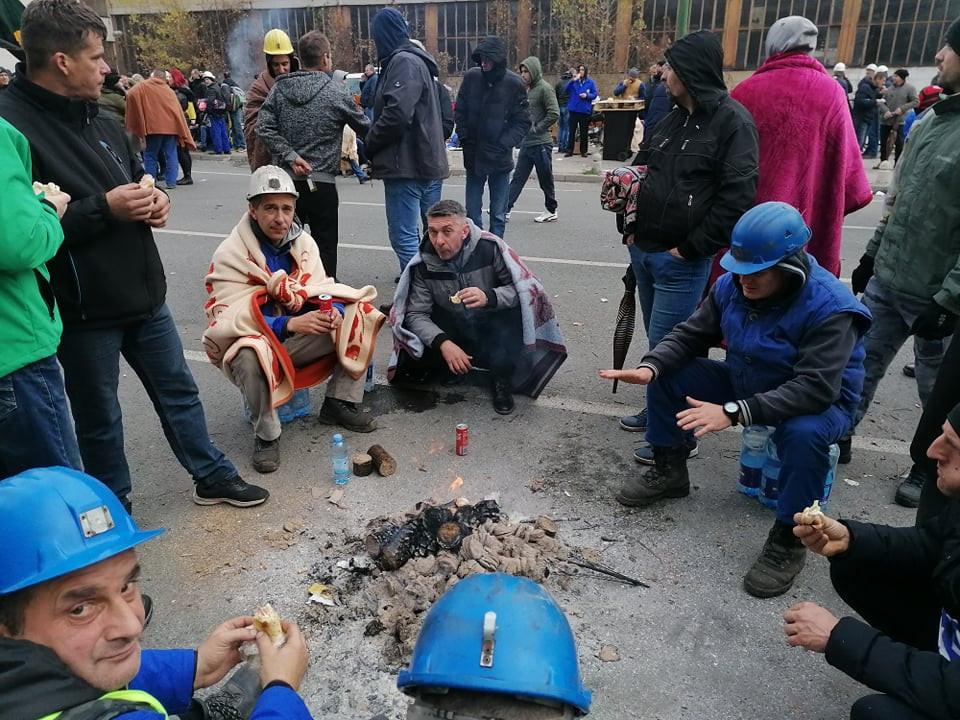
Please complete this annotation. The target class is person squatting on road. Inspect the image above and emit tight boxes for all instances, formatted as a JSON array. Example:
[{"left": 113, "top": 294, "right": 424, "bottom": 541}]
[
  {"left": 601, "top": 202, "right": 871, "bottom": 599},
  {"left": 257, "top": 30, "right": 369, "bottom": 281},
  {"left": 0, "top": 0, "right": 267, "bottom": 512},
  {"left": 365, "top": 8, "right": 450, "bottom": 275},
  {"left": 618, "top": 28, "right": 758, "bottom": 438},
  {"left": 455, "top": 35, "right": 531, "bottom": 240},
  {"left": 506, "top": 55, "right": 560, "bottom": 225},
  {"left": 783, "top": 403, "right": 960, "bottom": 720},
  {"left": 244, "top": 28, "right": 299, "bottom": 172},
  {"left": 0, "top": 467, "right": 314, "bottom": 720},
  {"left": 396, "top": 573, "right": 592, "bottom": 719},
  {"left": 0, "top": 116, "right": 80, "bottom": 478},
  {"left": 841, "top": 17, "right": 960, "bottom": 472},
  {"left": 202, "top": 166, "right": 385, "bottom": 475},
  {"left": 388, "top": 199, "right": 566, "bottom": 416}
]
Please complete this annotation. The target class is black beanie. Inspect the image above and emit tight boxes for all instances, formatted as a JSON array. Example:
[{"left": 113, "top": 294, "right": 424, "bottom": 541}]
[
  {"left": 949, "top": 402, "right": 960, "bottom": 433},
  {"left": 894, "top": 68, "right": 909, "bottom": 80},
  {"left": 948, "top": 17, "right": 960, "bottom": 52}
]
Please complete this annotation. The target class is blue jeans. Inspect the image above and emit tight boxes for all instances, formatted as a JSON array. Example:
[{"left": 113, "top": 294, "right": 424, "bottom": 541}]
[
  {"left": 383, "top": 178, "right": 443, "bottom": 271},
  {"left": 465, "top": 169, "right": 510, "bottom": 239},
  {"left": 144, "top": 134, "right": 178, "bottom": 187},
  {"left": 57, "top": 303, "right": 237, "bottom": 499},
  {"left": 868, "top": 115, "right": 880, "bottom": 156},
  {"left": 646, "top": 358, "right": 853, "bottom": 523},
  {"left": 0, "top": 355, "right": 81, "bottom": 478},
  {"left": 507, "top": 143, "right": 557, "bottom": 213},
  {"left": 229, "top": 108, "right": 245, "bottom": 148},
  {"left": 557, "top": 107, "right": 570, "bottom": 150},
  {"left": 628, "top": 247, "right": 711, "bottom": 347}
]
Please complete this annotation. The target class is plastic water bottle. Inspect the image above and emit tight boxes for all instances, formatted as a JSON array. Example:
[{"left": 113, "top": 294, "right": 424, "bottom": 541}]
[
  {"left": 331, "top": 433, "right": 350, "bottom": 485},
  {"left": 277, "top": 388, "right": 311, "bottom": 423},
  {"left": 737, "top": 425, "right": 771, "bottom": 497},
  {"left": 822, "top": 443, "right": 840, "bottom": 512},
  {"left": 759, "top": 437, "right": 781, "bottom": 509},
  {"left": 364, "top": 363, "right": 375, "bottom": 393}
]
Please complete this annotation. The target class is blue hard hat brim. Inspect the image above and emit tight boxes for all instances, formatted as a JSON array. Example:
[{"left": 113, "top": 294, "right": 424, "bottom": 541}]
[
  {"left": 719, "top": 252, "right": 781, "bottom": 275},
  {"left": 397, "top": 669, "right": 593, "bottom": 715},
  {"left": 1, "top": 527, "right": 165, "bottom": 595}
]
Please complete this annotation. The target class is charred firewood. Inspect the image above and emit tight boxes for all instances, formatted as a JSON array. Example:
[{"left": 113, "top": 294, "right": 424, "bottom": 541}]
[{"left": 377, "top": 522, "right": 420, "bottom": 570}]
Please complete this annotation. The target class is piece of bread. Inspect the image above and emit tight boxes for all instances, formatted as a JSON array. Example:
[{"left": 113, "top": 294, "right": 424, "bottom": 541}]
[
  {"left": 449, "top": 293, "right": 462, "bottom": 304},
  {"left": 799, "top": 500, "right": 824, "bottom": 525},
  {"left": 139, "top": 174, "right": 155, "bottom": 190},
  {"left": 32, "top": 181, "right": 61, "bottom": 195},
  {"left": 253, "top": 603, "right": 286, "bottom": 646}
]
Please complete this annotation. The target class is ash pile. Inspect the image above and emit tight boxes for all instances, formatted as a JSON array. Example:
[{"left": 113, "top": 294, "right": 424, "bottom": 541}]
[{"left": 307, "top": 498, "right": 579, "bottom": 664}]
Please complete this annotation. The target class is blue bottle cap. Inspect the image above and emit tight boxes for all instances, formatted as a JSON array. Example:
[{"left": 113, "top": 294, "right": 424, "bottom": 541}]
[{"left": 333, "top": 433, "right": 344, "bottom": 443}]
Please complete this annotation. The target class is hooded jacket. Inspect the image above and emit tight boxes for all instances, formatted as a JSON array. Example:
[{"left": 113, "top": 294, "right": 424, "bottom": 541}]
[
  {"left": 0, "top": 69, "right": 167, "bottom": 328},
  {"left": 257, "top": 69, "right": 369, "bottom": 183},
  {"left": 365, "top": 9, "right": 449, "bottom": 181},
  {"left": 455, "top": 36, "right": 531, "bottom": 175},
  {"left": 632, "top": 30, "right": 758, "bottom": 260},
  {"left": 519, "top": 56, "right": 559, "bottom": 147},
  {"left": 555, "top": 72, "right": 572, "bottom": 107}
]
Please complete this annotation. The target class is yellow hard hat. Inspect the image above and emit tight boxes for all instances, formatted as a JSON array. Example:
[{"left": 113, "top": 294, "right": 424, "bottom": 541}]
[{"left": 263, "top": 29, "right": 294, "bottom": 56}]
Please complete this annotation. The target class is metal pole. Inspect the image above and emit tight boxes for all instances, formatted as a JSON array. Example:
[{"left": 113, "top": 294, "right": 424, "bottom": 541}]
[{"left": 675, "top": 0, "right": 691, "bottom": 39}]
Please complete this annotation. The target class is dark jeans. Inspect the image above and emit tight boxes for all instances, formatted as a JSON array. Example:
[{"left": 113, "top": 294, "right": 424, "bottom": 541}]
[
  {"left": 414, "top": 306, "right": 524, "bottom": 381},
  {"left": 557, "top": 107, "right": 570, "bottom": 150},
  {"left": 567, "top": 111, "right": 590, "bottom": 155},
  {"left": 855, "top": 114, "right": 879, "bottom": 156},
  {"left": 879, "top": 123, "right": 903, "bottom": 163},
  {"left": 628, "top": 247, "right": 711, "bottom": 347},
  {"left": 646, "top": 358, "right": 853, "bottom": 523},
  {"left": 507, "top": 143, "right": 557, "bottom": 214},
  {"left": 0, "top": 355, "right": 82, "bottom": 478},
  {"left": 294, "top": 180, "right": 339, "bottom": 279},
  {"left": 465, "top": 169, "right": 510, "bottom": 239},
  {"left": 832, "top": 547, "right": 940, "bottom": 720},
  {"left": 178, "top": 145, "right": 192, "bottom": 180},
  {"left": 58, "top": 303, "right": 237, "bottom": 499}
]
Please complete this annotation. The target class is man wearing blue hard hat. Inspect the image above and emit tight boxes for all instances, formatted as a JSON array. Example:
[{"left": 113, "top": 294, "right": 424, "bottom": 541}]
[
  {"left": 601, "top": 201, "right": 872, "bottom": 599},
  {"left": 398, "top": 573, "right": 591, "bottom": 718},
  {"left": 0, "top": 466, "right": 312, "bottom": 719}
]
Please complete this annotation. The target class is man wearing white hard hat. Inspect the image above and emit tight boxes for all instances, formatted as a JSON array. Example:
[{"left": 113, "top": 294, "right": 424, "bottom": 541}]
[
  {"left": 0, "top": 466, "right": 313, "bottom": 719},
  {"left": 833, "top": 62, "right": 852, "bottom": 95},
  {"left": 202, "top": 166, "right": 385, "bottom": 473}
]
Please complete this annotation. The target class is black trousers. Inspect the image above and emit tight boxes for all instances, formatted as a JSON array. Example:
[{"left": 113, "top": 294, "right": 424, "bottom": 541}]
[
  {"left": 178, "top": 145, "right": 192, "bottom": 180},
  {"left": 850, "top": 694, "right": 930, "bottom": 720},
  {"left": 909, "top": 334, "right": 960, "bottom": 523},
  {"left": 567, "top": 111, "right": 590, "bottom": 155},
  {"left": 879, "top": 123, "right": 903, "bottom": 163},
  {"left": 294, "top": 180, "right": 339, "bottom": 279}
]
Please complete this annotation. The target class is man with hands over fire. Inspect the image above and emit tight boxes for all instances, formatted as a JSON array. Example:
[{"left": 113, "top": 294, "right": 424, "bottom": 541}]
[
  {"left": 783, "top": 402, "right": 960, "bottom": 720},
  {"left": 601, "top": 203, "right": 871, "bottom": 599}
]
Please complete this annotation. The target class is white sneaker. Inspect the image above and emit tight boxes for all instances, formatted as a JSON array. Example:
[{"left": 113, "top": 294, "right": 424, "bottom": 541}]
[
  {"left": 534, "top": 211, "right": 558, "bottom": 223},
  {"left": 505, "top": 212, "right": 511, "bottom": 222}
]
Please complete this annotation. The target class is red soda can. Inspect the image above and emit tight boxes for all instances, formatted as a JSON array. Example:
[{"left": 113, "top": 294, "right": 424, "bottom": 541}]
[
  {"left": 318, "top": 294, "right": 333, "bottom": 314},
  {"left": 455, "top": 423, "right": 469, "bottom": 456}
]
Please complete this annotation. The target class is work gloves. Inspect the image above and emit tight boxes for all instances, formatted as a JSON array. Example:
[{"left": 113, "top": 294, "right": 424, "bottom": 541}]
[
  {"left": 850, "top": 254, "right": 874, "bottom": 295},
  {"left": 912, "top": 301, "right": 958, "bottom": 340}
]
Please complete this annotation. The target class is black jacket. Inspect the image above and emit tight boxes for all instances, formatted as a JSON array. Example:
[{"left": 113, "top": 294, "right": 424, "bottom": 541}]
[
  {"left": 852, "top": 77, "right": 880, "bottom": 120},
  {"left": 454, "top": 36, "right": 531, "bottom": 176},
  {"left": 0, "top": 71, "right": 166, "bottom": 327},
  {"left": 632, "top": 31, "right": 758, "bottom": 260},
  {"left": 825, "top": 501, "right": 960, "bottom": 720},
  {"left": 555, "top": 73, "right": 572, "bottom": 107},
  {"left": 365, "top": 42, "right": 449, "bottom": 181},
  {"left": 0, "top": 638, "right": 103, "bottom": 719}
]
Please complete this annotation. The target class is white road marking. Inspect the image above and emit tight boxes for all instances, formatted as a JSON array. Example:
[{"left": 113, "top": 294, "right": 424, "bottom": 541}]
[{"left": 183, "top": 348, "right": 907, "bottom": 457}]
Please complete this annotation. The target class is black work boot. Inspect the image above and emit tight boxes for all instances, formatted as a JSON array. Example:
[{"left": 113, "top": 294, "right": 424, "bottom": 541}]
[
  {"left": 743, "top": 520, "right": 806, "bottom": 598},
  {"left": 615, "top": 446, "right": 690, "bottom": 507},
  {"left": 895, "top": 465, "right": 932, "bottom": 508},
  {"left": 492, "top": 377, "right": 514, "bottom": 415},
  {"left": 252, "top": 436, "right": 280, "bottom": 474},
  {"left": 837, "top": 436, "right": 852, "bottom": 464},
  {"left": 318, "top": 397, "right": 377, "bottom": 432},
  {"left": 193, "top": 476, "right": 270, "bottom": 507}
]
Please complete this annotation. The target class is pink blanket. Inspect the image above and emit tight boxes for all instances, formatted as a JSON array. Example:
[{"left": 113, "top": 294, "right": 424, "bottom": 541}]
[{"left": 711, "top": 52, "right": 871, "bottom": 281}]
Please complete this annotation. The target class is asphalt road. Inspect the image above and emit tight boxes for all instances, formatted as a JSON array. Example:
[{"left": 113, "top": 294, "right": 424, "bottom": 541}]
[{"left": 127, "top": 156, "right": 922, "bottom": 720}]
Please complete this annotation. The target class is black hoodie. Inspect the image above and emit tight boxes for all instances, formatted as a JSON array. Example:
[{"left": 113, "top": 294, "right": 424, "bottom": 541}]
[
  {"left": 0, "top": 638, "right": 103, "bottom": 718},
  {"left": 632, "top": 30, "right": 758, "bottom": 260},
  {"left": 454, "top": 36, "right": 531, "bottom": 176}
]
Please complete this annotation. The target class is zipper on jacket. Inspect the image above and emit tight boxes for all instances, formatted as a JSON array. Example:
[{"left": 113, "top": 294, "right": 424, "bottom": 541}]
[
  {"left": 681, "top": 139, "right": 689, "bottom": 150},
  {"left": 688, "top": 194, "right": 693, "bottom": 207},
  {"left": 66, "top": 250, "right": 86, "bottom": 320}
]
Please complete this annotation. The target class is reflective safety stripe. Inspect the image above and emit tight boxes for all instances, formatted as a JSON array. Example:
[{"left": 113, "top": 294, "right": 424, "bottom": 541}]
[{"left": 36, "top": 689, "right": 167, "bottom": 720}]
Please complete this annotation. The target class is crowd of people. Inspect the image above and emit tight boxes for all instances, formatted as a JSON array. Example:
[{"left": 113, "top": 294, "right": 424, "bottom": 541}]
[{"left": 1, "top": 0, "right": 960, "bottom": 716}]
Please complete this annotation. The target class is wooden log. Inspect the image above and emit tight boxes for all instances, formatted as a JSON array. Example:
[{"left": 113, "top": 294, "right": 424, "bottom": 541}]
[
  {"left": 352, "top": 452, "right": 373, "bottom": 477},
  {"left": 378, "top": 522, "right": 418, "bottom": 569},
  {"left": 367, "top": 444, "right": 397, "bottom": 477}
]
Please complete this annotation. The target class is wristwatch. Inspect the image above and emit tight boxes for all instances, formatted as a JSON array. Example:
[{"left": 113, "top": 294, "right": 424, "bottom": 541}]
[{"left": 723, "top": 401, "right": 740, "bottom": 426}]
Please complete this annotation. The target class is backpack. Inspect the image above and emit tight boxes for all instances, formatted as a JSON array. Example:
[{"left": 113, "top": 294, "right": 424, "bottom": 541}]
[{"left": 228, "top": 85, "right": 245, "bottom": 111}]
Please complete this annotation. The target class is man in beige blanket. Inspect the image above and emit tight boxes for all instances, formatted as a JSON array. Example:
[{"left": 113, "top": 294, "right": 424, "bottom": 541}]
[{"left": 203, "top": 166, "right": 385, "bottom": 473}]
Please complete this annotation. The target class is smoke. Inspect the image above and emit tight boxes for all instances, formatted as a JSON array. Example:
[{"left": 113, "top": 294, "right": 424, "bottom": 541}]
[{"left": 226, "top": 14, "right": 266, "bottom": 88}]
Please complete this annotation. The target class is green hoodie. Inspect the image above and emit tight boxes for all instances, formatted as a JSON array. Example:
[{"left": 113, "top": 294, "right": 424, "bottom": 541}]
[
  {"left": 0, "top": 116, "right": 65, "bottom": 378},
  {"left": 519, "top": 56, "right": 559, "bottom": 147}
]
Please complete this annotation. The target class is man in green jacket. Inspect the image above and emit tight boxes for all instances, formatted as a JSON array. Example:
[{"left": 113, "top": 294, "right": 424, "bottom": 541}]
[
  {"left": 506, "top": 55, "right": 559, "bottom": 224},
  {"left": 843, "top": 17, "right": 960, "bottom": 481},
  {"left": 0, "top": 116, "right": 80, "bottom": 477}
]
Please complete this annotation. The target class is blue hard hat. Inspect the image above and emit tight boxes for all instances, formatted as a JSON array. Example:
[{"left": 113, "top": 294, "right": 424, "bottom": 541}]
[
  {"left": 0, "top": 467, "right": 164, "bottom": 594},
  {"left": 720, "top": 201, "right": 811, "bottom": 275},
  {"left": 397, "top": 573, "right": 592, "bottom": 714}
]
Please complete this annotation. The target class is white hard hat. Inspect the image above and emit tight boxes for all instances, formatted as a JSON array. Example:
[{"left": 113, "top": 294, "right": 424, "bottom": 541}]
[
  {"left": 833, "top": 62, "right": 846, "bottom": 72},
  {"left": 877, "top": 65, "right": 889, "bottom": 74},
  {"left": 865, "top": 63, "right": 878, "bottom": 71},
  {"left": 247, "top": 165, "right": 299, "bottom": 200},
  {"left": 201, "top": 70, "right": 216, "bottom": 80}
]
